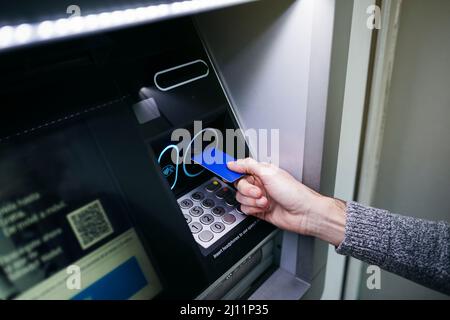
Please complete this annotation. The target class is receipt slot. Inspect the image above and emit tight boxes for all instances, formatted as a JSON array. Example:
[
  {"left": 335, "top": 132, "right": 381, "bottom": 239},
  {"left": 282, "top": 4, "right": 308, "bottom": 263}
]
[{"left": 0, "top": 0, "right": 333, "bottom": 300}]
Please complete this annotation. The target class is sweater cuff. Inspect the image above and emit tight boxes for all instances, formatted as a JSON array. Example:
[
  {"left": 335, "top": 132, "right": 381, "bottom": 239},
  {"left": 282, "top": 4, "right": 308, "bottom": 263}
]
[{"left": 336, "top": 201, "right": 391, "bottom": 266}]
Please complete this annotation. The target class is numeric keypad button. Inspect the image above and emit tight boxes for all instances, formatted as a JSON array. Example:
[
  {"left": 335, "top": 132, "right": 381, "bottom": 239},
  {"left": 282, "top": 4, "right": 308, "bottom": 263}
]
[
  {"left": 198, "top": 230, "right": 214, "bottom": 242},
  {"left": 222, "top": 213, "right": 237, "bottom": 225},
  {"left": 179, "top": 199, "right": 194, "bottom": 209},
  {"left": 205, "top": 180, "right": 221, "bottom": 192},
  {"left": 215, "top": 187, "right": 230, "bottom": 199},
  {"left": 190, "top": 222, "right": 203, "bottom": 234},
  {"left": 211, "top": 222, "right": 225, "bottom": 233},
  {"left": 200, "top": 214, "right": 214, "bottom": 225},
  {"left": 191, "top": 191, "right": 205, "bottom": 201},
  {"left": 189, "top": 206, "right": 204, "bottom": 217},
  {"left": 212, "top": 206, "right": 226, "bottom": 216},
  {"left": 201, "top": 198, "right": 215, "bottom": 209}
]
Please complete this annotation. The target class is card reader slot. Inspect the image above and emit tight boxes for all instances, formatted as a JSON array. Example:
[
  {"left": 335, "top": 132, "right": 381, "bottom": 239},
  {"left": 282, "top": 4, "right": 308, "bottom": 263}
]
[{"left": 154, "top": 60, "right": 209, "bottom": 92}]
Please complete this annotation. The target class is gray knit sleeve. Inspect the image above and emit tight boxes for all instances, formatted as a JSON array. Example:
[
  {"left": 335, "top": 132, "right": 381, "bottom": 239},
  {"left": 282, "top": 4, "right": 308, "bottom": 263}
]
[{"left": 336, "top": 201, "right": 450, "bottom": 295}]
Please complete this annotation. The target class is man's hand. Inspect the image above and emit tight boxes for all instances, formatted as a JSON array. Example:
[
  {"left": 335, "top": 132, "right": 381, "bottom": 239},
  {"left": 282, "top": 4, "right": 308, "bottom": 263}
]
[{"left": 227, "top": 158, "right": 346, "bottom": 246}]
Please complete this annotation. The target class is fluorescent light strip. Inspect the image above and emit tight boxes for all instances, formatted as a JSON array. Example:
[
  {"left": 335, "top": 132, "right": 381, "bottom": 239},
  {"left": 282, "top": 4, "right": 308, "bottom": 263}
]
[{"left": 0, "top": 0, "right": 256, "bottom": 51}]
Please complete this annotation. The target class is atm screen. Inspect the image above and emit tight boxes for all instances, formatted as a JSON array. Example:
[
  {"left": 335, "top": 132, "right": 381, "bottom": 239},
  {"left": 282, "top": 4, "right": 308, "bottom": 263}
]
[{"left": 0, "top": 121, "right": 162, "bottom": 300}]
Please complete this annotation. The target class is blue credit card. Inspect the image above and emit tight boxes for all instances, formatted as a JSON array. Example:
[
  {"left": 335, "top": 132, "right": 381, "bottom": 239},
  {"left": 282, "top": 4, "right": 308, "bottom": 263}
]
[{"left": 192, "top": 146, "right": 244, "bottom": 183}]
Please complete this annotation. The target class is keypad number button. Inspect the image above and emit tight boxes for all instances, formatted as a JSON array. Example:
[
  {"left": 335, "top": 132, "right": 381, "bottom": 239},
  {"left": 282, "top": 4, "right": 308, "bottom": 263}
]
[
  {"left": 184, "top": 214, "right": 192, "bottom": 224},
  {"left": 200, "top": 214, "right": 214, "bottom": 225},
  {"left": 236, "top": 205, "right": 246, "bottom": 215},
  {"left": 189, "top": 206, "right": 204, "bottom": 217},
  {"left": 201, "top": 198, "right": 215, "bottom": 209},
  {"left": 222, "top": 213, "right": 237, "bottom": 225},
  {"left": 190, "top": 222, "right": 203, "bottom": 234},
  {"left": 179, "top": 199, "right": 194, "bottom": 209},
  {"left": 212, "top": 206, "right": 226, "bottom": 217},
  {"left": 215, "top": 187, "right": 230, "bottom": 199},
  {"left": 224, "top": 193, "right": 238, "bottom": 207},
  {"left": 191, "top": 191, "right": 205, "bottom": 201},
  {"left": 211, "top": 222, "right": 225, "bottom": 233},
  {"left": 206, "top": 180, "right": 221, "bottom": 192},
  {"left": 198, "top": 230, "right": 214, "bottom": 242}
]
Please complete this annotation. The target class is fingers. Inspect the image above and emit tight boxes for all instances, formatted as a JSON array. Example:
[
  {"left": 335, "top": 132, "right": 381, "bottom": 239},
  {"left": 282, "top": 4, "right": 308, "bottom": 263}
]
[
  {"left": 227, "top": 158, "right": 263, "bottom": 176},
  {"left": 235, "top": 174, "right": 254, "bottom": 187},
  {"left": 236, "top": 192, "right": 268, "bottom": 208},
  {"left": 239, "top": 205, "right": 265, "bottom": 216},
  {"left": 236, "top": 177, "right": 262, "bottom": 198},
  {"left": 228, "top": 158, "right": 275, "bottom": 217},
  {"left": 228, "top": 158, "right": 278, "bottom": 182},
  {"left": 234, "top": 175, "right": 264, "bottom": 191}
]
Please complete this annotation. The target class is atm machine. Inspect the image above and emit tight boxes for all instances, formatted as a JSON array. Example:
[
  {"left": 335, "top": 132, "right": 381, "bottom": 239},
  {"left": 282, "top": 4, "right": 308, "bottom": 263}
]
[{"left": 0, "top": 0, "right": 332, "bottom": 300}]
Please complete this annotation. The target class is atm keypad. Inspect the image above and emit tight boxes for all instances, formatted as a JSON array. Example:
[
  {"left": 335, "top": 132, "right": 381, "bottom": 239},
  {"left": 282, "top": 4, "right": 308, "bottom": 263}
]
[{"left": 177, "top": 178, "right": 247, "bottom": 249}]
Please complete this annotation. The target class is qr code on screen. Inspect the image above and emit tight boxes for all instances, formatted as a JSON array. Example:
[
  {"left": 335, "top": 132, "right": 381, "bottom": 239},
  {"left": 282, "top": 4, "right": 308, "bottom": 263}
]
[{"left": 67, "top": 200, "right": 114, "bottom": 250}]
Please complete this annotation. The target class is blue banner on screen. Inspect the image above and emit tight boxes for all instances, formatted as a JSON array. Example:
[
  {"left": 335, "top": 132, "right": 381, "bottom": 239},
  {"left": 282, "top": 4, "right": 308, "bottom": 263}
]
[{"left": 72, "top": 257, "right": 148, "bottom": 300}]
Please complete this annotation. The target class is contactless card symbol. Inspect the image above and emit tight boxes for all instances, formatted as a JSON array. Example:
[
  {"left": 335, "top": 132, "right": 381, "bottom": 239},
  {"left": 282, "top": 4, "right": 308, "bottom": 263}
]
[{"left": 162, "top": 164, "right": 176, "bottom": 178}]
